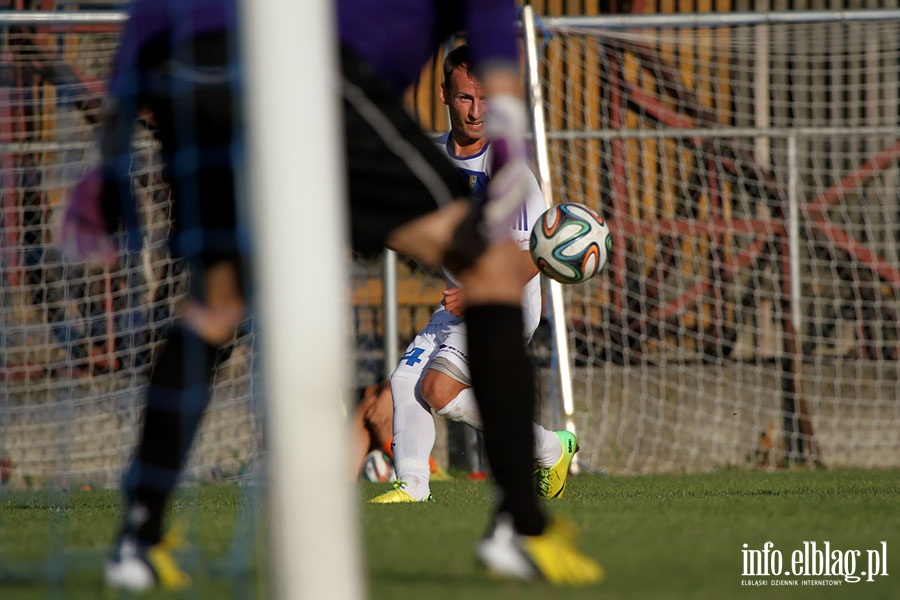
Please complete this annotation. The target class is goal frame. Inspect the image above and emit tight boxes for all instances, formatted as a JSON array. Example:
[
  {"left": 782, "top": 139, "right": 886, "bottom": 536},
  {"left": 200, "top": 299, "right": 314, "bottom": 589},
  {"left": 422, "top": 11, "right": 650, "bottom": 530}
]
[{"left": 522, "top": 8, "right": 900, "bottom": 468}]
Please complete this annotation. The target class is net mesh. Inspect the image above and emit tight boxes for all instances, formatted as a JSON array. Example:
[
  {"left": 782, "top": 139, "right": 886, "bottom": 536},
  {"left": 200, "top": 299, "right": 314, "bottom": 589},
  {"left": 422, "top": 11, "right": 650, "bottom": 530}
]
[
  {"left": 0, "top": 20, "right": 448, "bottom": 493},
  {"left": 531, "top": 14, "right": 900, "bottom": 473},
  {"left": 0, "top": 8, "right": 469, "bottom": 592},
  {"left": 4, "top": 10, "right": 898, "bottom": 494},
  {"left": 0, "top": 25, "right": 262, "bottom": 489}
]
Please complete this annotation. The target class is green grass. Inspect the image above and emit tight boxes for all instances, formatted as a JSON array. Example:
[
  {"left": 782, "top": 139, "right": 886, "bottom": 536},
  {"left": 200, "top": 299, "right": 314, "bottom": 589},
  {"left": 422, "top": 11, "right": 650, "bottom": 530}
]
[{"left": 1, "top": 469, "right": 898, "bottom": 599}]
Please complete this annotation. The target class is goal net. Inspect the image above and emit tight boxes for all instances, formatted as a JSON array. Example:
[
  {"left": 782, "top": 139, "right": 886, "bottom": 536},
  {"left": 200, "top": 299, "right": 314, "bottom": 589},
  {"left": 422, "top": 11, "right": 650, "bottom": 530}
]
[
  {"left": 0, "top": 8, "right": 373, "bottom": 592},
  {"left": 527, "top": 11, "right": 900, "bottom": 473},
  {"left": 0, "top": 21, "right": 266, "bottom": 491},
  {"left": 0, "top": 12, "right": 439, "bottom": 494},
  {"left": 4, "top": 10, "right": 898, "bottom": 495}
]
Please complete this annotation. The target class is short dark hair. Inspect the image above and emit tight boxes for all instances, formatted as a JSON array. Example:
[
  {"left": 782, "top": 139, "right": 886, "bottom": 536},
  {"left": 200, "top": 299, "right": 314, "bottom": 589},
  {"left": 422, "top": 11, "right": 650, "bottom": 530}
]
[{"left": 442, "top": 44, "right": 474, "bottom": 85}]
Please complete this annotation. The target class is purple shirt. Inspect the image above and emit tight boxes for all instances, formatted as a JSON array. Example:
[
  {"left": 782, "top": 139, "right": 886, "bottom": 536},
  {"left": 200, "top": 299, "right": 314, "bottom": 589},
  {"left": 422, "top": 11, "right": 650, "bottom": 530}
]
[
  {"left": 338, "top": 0, "right": 519, "bottom": 93},
  {"left": 108, "top": 0, "right": 236, "bottom": 99}
]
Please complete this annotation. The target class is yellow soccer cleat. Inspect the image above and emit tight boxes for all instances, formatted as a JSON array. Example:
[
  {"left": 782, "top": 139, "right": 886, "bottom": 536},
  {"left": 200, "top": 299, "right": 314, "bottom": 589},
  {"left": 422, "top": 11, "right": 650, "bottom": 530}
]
[
  {"left": 476, "top": 514, "right": 604, "bottom": 586},
  {"left": 104, "top": 527, "right": 191, "bottom": 591},
  {"left": 535, "top": 430, "right": 579, "bottom": 498},
  {"left": 368, "top": 480, "right": 435, "bottom": 503},
  {"left": 521, "top": 519, "right": 604, "bottom": 585}
]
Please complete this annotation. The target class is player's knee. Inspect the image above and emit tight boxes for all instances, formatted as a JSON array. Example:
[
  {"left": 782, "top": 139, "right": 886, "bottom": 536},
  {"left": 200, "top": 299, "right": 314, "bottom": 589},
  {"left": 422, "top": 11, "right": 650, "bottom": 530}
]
[
  {"left": 180, "top": 256, "right": 246, "bottom": 346},
  {"left": 456, "top": 240, "right": 524, "bottom": 306},
  {"left": 357, "top": 395, "right": 375, "bottom": 423},
  {"left": 420, "top": 370, "right": 461, "bottom": 412}
]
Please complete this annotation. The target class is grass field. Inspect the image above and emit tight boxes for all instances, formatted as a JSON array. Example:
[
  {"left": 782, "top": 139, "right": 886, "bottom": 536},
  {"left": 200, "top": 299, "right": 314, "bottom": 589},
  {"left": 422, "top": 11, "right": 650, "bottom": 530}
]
[{"left": 1, "top": 468, "right": 898, "bottom": 599}]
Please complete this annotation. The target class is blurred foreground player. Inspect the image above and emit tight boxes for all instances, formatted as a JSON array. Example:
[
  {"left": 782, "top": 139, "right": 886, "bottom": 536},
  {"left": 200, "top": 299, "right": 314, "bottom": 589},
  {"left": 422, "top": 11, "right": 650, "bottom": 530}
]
[
  {"left": 339, "top": 1, "right": 603, "bottom": 585},
  {"left": 58, "top": 0, "right": 243, "bottom": 590}
]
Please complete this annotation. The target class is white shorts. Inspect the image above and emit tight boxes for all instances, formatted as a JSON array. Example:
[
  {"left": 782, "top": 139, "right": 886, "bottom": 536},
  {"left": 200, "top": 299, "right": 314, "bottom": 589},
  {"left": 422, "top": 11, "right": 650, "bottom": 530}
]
[{"left": 391, "top": 316, "right": 470, "bottom": 386}]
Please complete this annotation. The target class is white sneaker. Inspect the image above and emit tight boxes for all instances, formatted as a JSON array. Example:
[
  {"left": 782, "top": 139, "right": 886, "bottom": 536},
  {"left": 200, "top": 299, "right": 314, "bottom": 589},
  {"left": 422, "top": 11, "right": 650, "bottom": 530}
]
[
  {"left": 476, "top": 513, "right": 605, "bottom": 586},
  {"left": 104, "top": 534, "right": 191, "bottom": 591},
  {"left": 476, "top": 514, "right": 538, "bottom": 580}
]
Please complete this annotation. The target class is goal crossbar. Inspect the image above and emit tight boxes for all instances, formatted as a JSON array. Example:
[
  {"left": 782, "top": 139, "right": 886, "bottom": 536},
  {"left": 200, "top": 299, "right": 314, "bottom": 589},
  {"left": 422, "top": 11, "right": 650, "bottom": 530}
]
[{"left": 538, "top": 9, "right": 900, "bottom": 30}]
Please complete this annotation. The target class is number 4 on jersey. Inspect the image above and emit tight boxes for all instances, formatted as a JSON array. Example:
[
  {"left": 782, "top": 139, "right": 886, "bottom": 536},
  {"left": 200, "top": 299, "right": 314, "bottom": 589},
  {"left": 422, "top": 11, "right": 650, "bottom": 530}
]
[{"left": 401, "top": 348, "right": 425, "bottom": 366}]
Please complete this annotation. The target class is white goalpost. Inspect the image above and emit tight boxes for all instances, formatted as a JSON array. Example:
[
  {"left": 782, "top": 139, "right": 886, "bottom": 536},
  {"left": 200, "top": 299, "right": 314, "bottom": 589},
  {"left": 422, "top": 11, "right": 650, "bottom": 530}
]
[
  {"left": 523, "top": 5, "right": 582, "bottom": 469},
  {"left": 240, "top": 2, "right": 363, "bottom": 599}
]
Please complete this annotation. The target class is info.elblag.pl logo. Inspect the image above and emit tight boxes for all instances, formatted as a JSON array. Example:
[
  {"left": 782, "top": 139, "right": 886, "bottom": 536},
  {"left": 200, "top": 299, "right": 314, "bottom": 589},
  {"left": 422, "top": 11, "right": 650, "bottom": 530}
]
[{"left": 741, "top": 541, "right": 889, "bottom": 587}]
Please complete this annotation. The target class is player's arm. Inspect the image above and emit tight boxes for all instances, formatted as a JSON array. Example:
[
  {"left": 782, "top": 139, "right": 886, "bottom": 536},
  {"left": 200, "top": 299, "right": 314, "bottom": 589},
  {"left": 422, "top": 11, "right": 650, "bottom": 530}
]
[
  {"left": 96, "top": 28, "right": 145, "bottom": 252},
  {"left": 57, "top": 7, "right": 144, "bottom": 265},
  {"left": 517, "top": 247, "right": 540, "bottom": 281},
  {"left": 520, "top": 167, "right": 547, "bottom": 282},
  {"left": 440, "top": 1, "right": 530, "bottom": 296},
  {"left": 464, "top": 0, "right": 519, "bottom": 86}
]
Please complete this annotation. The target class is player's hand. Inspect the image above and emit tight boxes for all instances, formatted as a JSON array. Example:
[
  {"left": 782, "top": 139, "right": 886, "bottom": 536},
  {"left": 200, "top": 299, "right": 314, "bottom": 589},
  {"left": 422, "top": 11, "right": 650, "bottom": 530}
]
[
  {"left": 56, "top": 167, "right": 117, "bottom": 267},
  {"left": 362, "top": 388, "right": 392, "bottom": 433},
  {"left": 441, "top": 287, "right": 467, "bottom": 317}
]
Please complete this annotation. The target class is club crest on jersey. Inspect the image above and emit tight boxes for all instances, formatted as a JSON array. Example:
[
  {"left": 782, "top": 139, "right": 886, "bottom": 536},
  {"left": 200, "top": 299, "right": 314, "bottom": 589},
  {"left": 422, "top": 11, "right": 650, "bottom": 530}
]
[{"left": 466, "top": 173, "right": 488, "bottom": 198}]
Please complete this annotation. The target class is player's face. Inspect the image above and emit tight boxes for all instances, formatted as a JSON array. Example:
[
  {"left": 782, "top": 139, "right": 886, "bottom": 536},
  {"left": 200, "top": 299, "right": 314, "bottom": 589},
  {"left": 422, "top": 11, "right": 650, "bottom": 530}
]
[{"left": 442, "top": 66, "right": 488, "bottom": 154}]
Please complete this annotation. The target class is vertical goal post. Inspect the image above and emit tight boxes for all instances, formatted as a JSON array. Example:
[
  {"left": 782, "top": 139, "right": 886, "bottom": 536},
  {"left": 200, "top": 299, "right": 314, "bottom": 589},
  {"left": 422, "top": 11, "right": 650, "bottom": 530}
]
[
  {"left": 240, "top": 1, "right": 364, "bottom": 599},
  {"left": 523, "top": 5, "right": 582, "bottom": 463}
]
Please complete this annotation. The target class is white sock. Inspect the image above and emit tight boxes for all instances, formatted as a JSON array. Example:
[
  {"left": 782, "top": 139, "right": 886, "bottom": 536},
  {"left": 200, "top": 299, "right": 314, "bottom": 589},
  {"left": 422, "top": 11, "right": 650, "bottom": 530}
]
[
  {"left": 435, "top": 387, "right": 482, "bottom": 429},
  {"left": 389, "top": 374, "right": 433, "bottom": 500},
  {"left": 533, "top": 426, "right": 562, "bottom": 468},
  {"left": 435, "top": 389, "right": 563, "bottom": 468}
]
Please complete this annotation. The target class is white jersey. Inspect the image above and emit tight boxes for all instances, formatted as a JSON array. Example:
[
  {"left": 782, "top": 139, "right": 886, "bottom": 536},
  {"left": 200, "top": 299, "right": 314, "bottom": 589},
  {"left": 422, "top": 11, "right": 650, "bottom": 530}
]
[{"left": 432, "top": 132, "right": 544, "bottom": 339}]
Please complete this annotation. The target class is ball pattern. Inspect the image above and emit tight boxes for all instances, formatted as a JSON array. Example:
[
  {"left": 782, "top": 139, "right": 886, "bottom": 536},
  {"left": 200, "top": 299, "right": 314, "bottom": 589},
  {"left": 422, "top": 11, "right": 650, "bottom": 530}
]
[{"left": 530, "top": 203, "right": 611, "bottom": 284}]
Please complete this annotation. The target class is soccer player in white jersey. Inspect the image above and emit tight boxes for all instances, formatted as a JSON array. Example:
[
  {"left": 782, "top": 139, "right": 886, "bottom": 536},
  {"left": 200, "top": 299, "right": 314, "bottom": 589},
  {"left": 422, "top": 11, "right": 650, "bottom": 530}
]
[{"left": 371, "top": 45, "right": 578, "bottom": 504}]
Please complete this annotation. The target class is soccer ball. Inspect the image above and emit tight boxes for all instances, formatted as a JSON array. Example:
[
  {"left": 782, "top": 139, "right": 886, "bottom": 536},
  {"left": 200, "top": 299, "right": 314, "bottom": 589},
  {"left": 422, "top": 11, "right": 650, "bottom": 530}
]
[
  {"left": 530, "top": 202, "right": 611, "bottom": 283},
  {"left": 361, "top": 450, "right": 397, "bottom": 483}
]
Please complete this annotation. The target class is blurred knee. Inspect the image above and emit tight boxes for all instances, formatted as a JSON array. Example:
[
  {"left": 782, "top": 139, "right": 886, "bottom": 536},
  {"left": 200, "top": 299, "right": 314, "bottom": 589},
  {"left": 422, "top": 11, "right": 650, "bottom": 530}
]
[
  {"left": 456, "top": 240, "right": 524, "bottom": 306},
  {"left": 420, "top": 369, "right": 466, "bottom": 412},
  {"left": 182, "top": 259, "right": 246, "bottom": 346}
]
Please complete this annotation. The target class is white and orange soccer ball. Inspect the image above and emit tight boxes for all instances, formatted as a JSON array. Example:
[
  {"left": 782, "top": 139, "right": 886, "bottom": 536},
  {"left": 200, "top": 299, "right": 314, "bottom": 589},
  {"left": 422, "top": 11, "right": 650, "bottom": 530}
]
[
  {"left": 361, "top": 450, "right": 397, "bottom": 483},
  {"left": 530, "top": 202, "right": 611, "bottom": 284}
]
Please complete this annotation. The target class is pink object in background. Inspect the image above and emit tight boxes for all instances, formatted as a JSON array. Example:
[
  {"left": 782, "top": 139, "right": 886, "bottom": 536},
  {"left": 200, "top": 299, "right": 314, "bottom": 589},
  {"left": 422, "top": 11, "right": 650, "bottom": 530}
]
[{"left": 57, "top": 167, "right": 117, "bottom": 267}]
